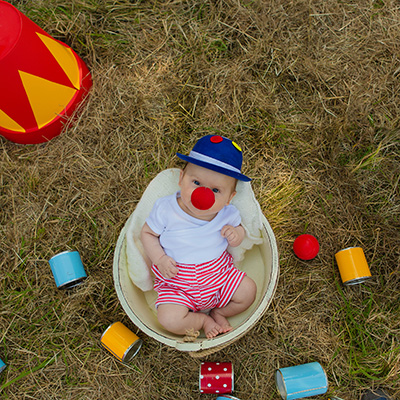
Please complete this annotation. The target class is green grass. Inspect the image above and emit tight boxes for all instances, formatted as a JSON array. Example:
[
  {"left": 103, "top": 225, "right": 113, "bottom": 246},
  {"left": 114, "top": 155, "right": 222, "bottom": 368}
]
[
  {"left": 1, "top": 356, "right": 57, "bottom": 390},
  {"left": 2, "top": 0, "right": 400, "bottom": 398},
  {"left": 332, "top": 287, "right": 396, "bottom": 383}
]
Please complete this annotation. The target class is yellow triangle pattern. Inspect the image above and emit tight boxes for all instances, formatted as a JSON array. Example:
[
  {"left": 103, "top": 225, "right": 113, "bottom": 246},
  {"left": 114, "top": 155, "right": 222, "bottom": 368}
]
[
  {"left": 19, "top": 71, "right": 77, "bottom": 129},
  {"left": 37, "top": 33, "right": 81, "bottom": 90},
  {"left": 0, "top": 109, "right": 25, "bottom": 132}
]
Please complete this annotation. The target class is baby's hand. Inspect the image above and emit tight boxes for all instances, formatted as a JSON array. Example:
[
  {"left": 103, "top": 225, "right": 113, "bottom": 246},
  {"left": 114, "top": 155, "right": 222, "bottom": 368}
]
[
  {"left": 221, "top": 225, "right": 245, "bottom": 247},
  {"left": 156, "top": 255, "right": 178, "bottom": 279}
]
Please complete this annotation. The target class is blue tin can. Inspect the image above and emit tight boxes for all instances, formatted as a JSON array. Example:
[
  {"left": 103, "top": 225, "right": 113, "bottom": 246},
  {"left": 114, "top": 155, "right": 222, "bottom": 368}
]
[
  {"left": 0, "top": 358, "right": 6, "bottom": 373},
  {"left": 49, "top": 250, "right": 87, "bottom": 289},
  {"left": 216, "top": 396, "right": 241, "bottom": 400},
  {"left": 275, "top": 362, "right": 328, "bottom": 400},
  {"left": 361, "top": 389, "right": 392, "bottom": 400}
]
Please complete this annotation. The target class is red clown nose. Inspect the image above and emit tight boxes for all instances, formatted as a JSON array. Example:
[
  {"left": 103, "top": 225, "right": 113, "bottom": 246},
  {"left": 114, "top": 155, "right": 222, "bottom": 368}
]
[{"left": 191, "top": 187, "right": 215, "bottom": 210}]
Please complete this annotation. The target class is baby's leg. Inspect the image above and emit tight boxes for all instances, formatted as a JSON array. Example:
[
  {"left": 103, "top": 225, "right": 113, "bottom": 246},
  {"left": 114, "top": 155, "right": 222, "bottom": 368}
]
[
  {"left": 210, "top": 276, "right": 256, "bottom": 331},
  {"left": 157, "top": 303, "right": 223, "bottom": 339}
]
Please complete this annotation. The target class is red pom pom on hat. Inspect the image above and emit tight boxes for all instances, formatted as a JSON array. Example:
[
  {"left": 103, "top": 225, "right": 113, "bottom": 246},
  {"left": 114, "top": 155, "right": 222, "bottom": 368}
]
[{"left": 210, "top": 135, "right": 223, "bottom": 143}]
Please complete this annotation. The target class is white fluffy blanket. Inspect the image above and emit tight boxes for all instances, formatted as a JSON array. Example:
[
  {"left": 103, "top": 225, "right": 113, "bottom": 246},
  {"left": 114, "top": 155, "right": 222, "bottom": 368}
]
[{"left": 125, "top": 168, "right": 264, "bottom": 291}]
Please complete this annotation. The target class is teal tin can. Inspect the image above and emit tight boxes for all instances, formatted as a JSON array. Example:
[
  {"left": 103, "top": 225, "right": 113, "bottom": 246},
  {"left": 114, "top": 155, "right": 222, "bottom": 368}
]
[
  {"left": 217, "top": 396, "right": 241, "bottom": 400},
  {"left": 49, "top": 250, "right": 87, "bottom": 289},
  {"left": 275, "top": 362, "right": 328, "bottom": 400},
  {"left": 0, "top": 358, "right": 6, "bottom": 373}
]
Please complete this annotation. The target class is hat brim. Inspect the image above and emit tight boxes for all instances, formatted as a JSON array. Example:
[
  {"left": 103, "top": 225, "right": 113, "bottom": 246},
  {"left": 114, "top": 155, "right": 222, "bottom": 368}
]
[{"left": 176, "top": 153, "right": 252, "bottom": 182}]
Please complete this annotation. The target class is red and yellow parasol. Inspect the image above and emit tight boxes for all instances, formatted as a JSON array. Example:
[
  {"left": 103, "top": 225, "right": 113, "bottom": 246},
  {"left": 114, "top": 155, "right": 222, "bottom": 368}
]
[{"left": 0, "top": 1, "right": 92, "bottom": 144}]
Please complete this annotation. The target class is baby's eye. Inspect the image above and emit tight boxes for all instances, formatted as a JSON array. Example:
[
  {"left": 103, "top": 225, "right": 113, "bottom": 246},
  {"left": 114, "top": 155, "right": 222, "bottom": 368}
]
[
  {"left": 193, "top": 180, "right": 200, "bottom": 186},
  {"left": 212, "top": 188, "right": 219, "bottom": 193}
]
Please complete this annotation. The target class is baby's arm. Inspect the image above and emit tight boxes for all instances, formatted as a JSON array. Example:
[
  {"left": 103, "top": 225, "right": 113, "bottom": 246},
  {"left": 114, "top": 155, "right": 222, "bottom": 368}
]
[
  {"left": 221, "top": 224, "right": 245, "bottom": 247},
  {"left": 140, "top": 223, "right": 178, "bottom": 279}
]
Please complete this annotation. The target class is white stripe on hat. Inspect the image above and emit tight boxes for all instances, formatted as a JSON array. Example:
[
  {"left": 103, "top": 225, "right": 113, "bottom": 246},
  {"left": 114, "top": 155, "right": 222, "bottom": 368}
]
[{"left": 189, "top": 151, "right": 241, "bottom": 174}]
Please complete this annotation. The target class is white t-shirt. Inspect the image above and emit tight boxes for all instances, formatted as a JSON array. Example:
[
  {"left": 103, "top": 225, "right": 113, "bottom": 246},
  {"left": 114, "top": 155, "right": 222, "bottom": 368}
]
[{"left": 146, "top": 192, "right": 241, "bottom": 264}]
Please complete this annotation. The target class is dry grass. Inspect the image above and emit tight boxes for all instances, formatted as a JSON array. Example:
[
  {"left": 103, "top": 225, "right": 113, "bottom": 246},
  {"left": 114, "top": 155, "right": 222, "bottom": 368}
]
[{"left": 1, "top": 0, "right": 399, "bottom": 399}]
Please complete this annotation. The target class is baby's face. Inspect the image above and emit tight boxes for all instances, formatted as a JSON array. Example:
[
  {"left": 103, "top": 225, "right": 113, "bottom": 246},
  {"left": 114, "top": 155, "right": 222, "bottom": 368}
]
[{"left": 178, "top": 163, "right": 237, "bottom": 220}]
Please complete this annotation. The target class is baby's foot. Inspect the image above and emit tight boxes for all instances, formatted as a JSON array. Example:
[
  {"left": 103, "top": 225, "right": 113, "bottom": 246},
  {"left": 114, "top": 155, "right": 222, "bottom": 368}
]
[
  {"left": 203, "top": 316, "right": 223, "bottom": 338},
  {"left": 210, "top": 309, "right": 232, "bottom": 334}
]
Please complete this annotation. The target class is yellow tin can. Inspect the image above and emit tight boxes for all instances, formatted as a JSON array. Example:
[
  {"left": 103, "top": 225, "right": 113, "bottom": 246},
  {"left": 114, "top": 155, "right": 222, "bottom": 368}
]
[
  {"left": 100, "top": 322, "right": 142, "bottom": 363},
  {"left": 335, "top": 247, "right": 372, "bottom": 285}
]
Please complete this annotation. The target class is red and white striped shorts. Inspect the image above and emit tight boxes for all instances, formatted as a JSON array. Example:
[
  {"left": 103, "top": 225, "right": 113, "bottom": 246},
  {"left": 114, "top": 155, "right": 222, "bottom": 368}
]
[{"left": 151, "top": 251, "right": 245, "bottom": 312}]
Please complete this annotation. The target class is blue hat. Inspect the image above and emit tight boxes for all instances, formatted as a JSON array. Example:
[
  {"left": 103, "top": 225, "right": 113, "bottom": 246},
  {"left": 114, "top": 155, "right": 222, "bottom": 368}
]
[{"left": 176, "top": 135, "right": 251, "bottom": 182}]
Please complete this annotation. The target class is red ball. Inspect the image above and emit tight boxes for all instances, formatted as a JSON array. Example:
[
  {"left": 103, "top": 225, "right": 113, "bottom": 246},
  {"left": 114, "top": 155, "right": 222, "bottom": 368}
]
[{"left": 293, "top": 234, "right": 319, "bottom": 260}]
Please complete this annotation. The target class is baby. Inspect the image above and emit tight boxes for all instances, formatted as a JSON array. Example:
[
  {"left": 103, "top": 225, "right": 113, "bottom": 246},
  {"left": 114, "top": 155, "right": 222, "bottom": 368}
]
[{"left": 141, "top": 135, "right": 256, "bottom": 338}]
